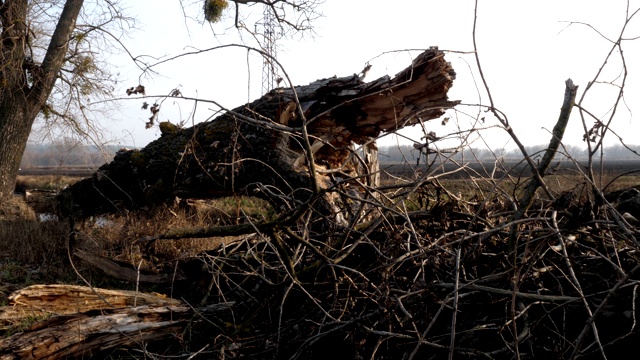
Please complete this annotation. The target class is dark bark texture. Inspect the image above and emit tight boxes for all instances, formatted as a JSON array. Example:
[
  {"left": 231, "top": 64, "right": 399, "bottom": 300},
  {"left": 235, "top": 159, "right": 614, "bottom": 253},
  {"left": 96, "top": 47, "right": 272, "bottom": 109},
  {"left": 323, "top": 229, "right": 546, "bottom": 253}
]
[
  {"left": 60, "top": 48, "right": 458, "bottom": 218},
  {"left": 0, "top": 0, "right": 31, "bottom": 198},
  {"left": 0, "top": 0, "right": 84, "bottom": 199}
]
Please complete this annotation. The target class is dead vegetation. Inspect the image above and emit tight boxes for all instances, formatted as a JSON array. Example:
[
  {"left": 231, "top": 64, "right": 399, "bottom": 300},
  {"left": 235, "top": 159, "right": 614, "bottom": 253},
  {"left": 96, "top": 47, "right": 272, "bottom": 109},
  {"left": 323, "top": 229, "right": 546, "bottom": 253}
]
[
  {"left": 2, "top": 11, "right": 640, "bottom": 358},
  {"left": 157, "top": 180, "right": 640, "bottom": 359},
  {"left": 3, "top": 159, "right": 640, "bottom": 358}
]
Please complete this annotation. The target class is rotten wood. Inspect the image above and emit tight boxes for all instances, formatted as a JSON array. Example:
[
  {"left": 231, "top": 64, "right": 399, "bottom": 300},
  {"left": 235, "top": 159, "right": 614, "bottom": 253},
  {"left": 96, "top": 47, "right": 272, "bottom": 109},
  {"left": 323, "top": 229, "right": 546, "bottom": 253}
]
[
  {"left": 0, "top": 284, "right": 181, "bottom": 323},
  {"left": 0, "top": 284, "right": 232, "bottom": 359},
  {"left": 0, "top": 305, "right": 191, "bottom": 359},
  {"left": 60, "top": 47, "right": 457, "bottom": 220}
]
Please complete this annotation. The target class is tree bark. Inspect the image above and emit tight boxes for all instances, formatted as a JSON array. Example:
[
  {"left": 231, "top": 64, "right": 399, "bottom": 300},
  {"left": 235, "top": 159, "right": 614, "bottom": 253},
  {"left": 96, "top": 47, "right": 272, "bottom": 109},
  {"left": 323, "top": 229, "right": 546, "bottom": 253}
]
[
  {"left": 0, "top": 0, "right": 30, "bottom": 199},
  {"left": 0, "top": 0, "right": 84, "bottom": 199},
  {"left": 73, "top": 249, "right": 184, "bottom": 284},
  {"left": 508, "top": 79, "right": 579, "bottom": 251},
  {"left": 60, "top": 48, "right": 458, "bottom": 220},
  {"left": 0, "top": 99, "right": 32, "bottom": 199}
]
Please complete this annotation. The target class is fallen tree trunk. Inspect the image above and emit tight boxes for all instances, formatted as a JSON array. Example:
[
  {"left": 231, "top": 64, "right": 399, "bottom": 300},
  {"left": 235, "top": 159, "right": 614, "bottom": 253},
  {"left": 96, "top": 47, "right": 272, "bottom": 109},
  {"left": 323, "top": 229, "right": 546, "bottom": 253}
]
[
  {"left": 0, "top": 285, "right": 229, "bottom": 359},
  {"left": 73, "top": 249, "right": 183, "bottom": 284},
  {"left": 60, "top": 48, "right": 457, "bottom": 220}
]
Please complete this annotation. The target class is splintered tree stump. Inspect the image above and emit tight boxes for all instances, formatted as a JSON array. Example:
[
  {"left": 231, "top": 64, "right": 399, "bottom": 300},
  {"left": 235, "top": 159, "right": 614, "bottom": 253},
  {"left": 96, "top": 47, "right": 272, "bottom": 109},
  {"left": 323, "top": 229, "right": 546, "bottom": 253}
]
[{"left": 60, "top": 47, "right": 457, "bottom": 220}]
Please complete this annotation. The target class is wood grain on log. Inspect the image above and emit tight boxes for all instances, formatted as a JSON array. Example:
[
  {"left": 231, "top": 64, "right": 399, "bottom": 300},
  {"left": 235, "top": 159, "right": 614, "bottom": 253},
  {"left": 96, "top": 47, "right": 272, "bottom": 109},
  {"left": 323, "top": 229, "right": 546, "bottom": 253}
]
[
  {"left": 0, "top": 284, "right": 181, "bottom": 323},
  {"left": 0, "top": 285, "right": 231, "bottom": 359},
  {"left": 0, "top": 305, "right": 190, "bottom": 359}
]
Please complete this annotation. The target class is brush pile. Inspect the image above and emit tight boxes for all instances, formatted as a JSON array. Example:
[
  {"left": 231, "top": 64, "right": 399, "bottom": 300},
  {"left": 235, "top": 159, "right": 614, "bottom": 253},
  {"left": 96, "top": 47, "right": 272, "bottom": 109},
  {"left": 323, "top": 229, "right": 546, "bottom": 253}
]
[{"left": 169, "top": 181, "right": 640, "bottom": 359}]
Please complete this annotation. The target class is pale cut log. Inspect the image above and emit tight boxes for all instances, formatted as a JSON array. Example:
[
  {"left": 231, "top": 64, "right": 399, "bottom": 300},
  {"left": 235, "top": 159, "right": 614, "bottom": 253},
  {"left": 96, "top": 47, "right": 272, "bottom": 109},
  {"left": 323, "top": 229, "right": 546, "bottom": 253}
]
[
  {"left": 0, "top": 284, "right": 181, "bottom": 323},
  {"left": 0, "top": 305, "right": 191, "bottom": 360},
  {"left": 0, "top": 285, "right": 232, "bottom": 359}
]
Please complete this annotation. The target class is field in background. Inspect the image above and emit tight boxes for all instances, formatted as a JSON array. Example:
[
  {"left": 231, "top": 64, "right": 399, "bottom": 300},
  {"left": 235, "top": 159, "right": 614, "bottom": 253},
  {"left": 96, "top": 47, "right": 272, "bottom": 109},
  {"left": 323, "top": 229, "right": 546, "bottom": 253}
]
[
  {"left": 381, "top": 159, "right": 640, "bottom": 179},
  {"left": 18, "top": 165, "right": 97, "bottom": 177},
  {"left": 20, "top": 159, "right": 640, "bottom": 180}
]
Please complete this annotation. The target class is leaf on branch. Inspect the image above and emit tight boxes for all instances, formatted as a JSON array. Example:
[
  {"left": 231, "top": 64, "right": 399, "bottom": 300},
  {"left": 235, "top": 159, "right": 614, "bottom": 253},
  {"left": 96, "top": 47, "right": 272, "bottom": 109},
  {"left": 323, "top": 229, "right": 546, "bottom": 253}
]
[
  {"left": 145, "top": 103, "right": 160, "bottom": 129},
  {"left": 126, "top": 85, "right": 146, "bottom": 96}
]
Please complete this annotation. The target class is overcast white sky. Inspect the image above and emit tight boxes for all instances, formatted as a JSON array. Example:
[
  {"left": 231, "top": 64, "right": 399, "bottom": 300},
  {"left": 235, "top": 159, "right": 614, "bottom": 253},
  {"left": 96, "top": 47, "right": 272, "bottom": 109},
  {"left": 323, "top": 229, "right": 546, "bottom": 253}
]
[{"left": 103, "top": 1, "right": 640, "bottom": 151}]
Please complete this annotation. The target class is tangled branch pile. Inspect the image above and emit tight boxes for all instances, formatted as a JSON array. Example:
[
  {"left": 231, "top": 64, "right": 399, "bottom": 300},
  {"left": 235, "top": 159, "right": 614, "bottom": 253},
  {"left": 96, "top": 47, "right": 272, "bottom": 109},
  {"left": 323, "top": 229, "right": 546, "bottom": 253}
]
[{"left": 171, "top": 177, "right": 640, "bottom": 359}]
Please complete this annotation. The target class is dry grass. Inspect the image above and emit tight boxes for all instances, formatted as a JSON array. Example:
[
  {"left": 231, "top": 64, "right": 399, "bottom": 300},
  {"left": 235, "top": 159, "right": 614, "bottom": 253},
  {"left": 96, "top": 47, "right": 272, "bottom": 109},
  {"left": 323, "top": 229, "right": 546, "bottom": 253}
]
[
  {"left": 0, "top": 220, "right": 71, "bottom": 288},
  {"left": 3, "top": 168, "right": 640, "bottom": 357},
  {"left": 6, "top": 172, "right": 634, "bottom": 287},
  {"left": 4, "top": 172, "right": 275, "bottom": 296},
  {"left": 72, "top": 196, "right": 275, "bottom": 275},
  {"left": 437, "top": 173, "right": 640, "bottom": 200},
  {"left": 15, "top": 175, "right": 82, "bottom": 192}
]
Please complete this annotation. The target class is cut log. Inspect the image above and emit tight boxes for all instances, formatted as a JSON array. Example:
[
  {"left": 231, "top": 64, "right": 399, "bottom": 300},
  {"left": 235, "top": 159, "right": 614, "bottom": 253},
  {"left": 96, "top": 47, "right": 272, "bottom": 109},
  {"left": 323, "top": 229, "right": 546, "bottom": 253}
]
[
  {"left": 0, "top": 305, "right": 190, "bottom": 360},
  {"left": 0, "top": 284, "right": 181, "bottom": 323},
  {"left": 0, "top": 285, "right": 232, "bottom": 359},
  {"left": 59, "top": 47, "right": 457, "bottom": 221}
]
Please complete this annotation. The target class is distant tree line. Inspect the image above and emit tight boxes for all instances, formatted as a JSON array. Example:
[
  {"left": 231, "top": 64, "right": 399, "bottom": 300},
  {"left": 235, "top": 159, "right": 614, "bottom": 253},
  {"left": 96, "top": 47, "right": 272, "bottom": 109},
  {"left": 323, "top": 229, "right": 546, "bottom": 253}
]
[
  {"left": 19, "top": 142, "right": 640, "bottom": 170},
  {"left": 19, "top": 142, "right": 118, "bottom": 169},
  {"left": 378, "top": 143, "right": 640, "bottom": 164}
]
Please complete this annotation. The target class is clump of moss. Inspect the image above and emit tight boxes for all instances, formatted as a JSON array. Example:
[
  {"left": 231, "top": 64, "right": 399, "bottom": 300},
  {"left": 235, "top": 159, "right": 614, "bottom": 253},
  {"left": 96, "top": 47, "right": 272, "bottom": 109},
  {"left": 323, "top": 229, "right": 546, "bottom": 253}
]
[
  {"left": 159, "top": 121, "right": 180, "bottom": 136},
  {"left": 203, "top": 0, "right": 228, "bottom": 23}
]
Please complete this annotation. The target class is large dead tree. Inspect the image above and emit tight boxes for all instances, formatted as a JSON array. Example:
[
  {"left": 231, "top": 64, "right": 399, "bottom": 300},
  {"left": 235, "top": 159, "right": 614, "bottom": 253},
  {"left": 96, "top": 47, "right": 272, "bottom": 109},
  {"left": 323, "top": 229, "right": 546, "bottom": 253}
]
[{"left": 60, "top": 48, "right": 457, "bottom": 222}]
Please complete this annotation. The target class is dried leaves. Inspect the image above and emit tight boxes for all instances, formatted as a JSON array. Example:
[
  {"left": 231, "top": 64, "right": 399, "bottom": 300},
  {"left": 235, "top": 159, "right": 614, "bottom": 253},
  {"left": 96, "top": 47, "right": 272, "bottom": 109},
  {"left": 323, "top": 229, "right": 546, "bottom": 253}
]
[
  {"left": 126, "top": 84, "right": 145, "bottom": 96},
  {"left": 146, "top": 103, "right": 160, "bottom": 129},
  {"left": 128, "top": 86, "right": 184, "bottom": 129}
]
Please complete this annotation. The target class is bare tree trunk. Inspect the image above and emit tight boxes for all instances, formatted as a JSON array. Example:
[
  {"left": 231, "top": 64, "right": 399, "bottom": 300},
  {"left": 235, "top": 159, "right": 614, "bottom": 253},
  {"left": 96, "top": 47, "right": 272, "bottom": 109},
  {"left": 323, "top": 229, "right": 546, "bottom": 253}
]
[
  {"left": 0, "top": 0, "right": 84, "bottom": 200},
  {"left": 0, "top": 100, "right": 31, "bottom": 199},
  {"left": 0, "top": 0, "right": 30, "bottom": 199}
]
